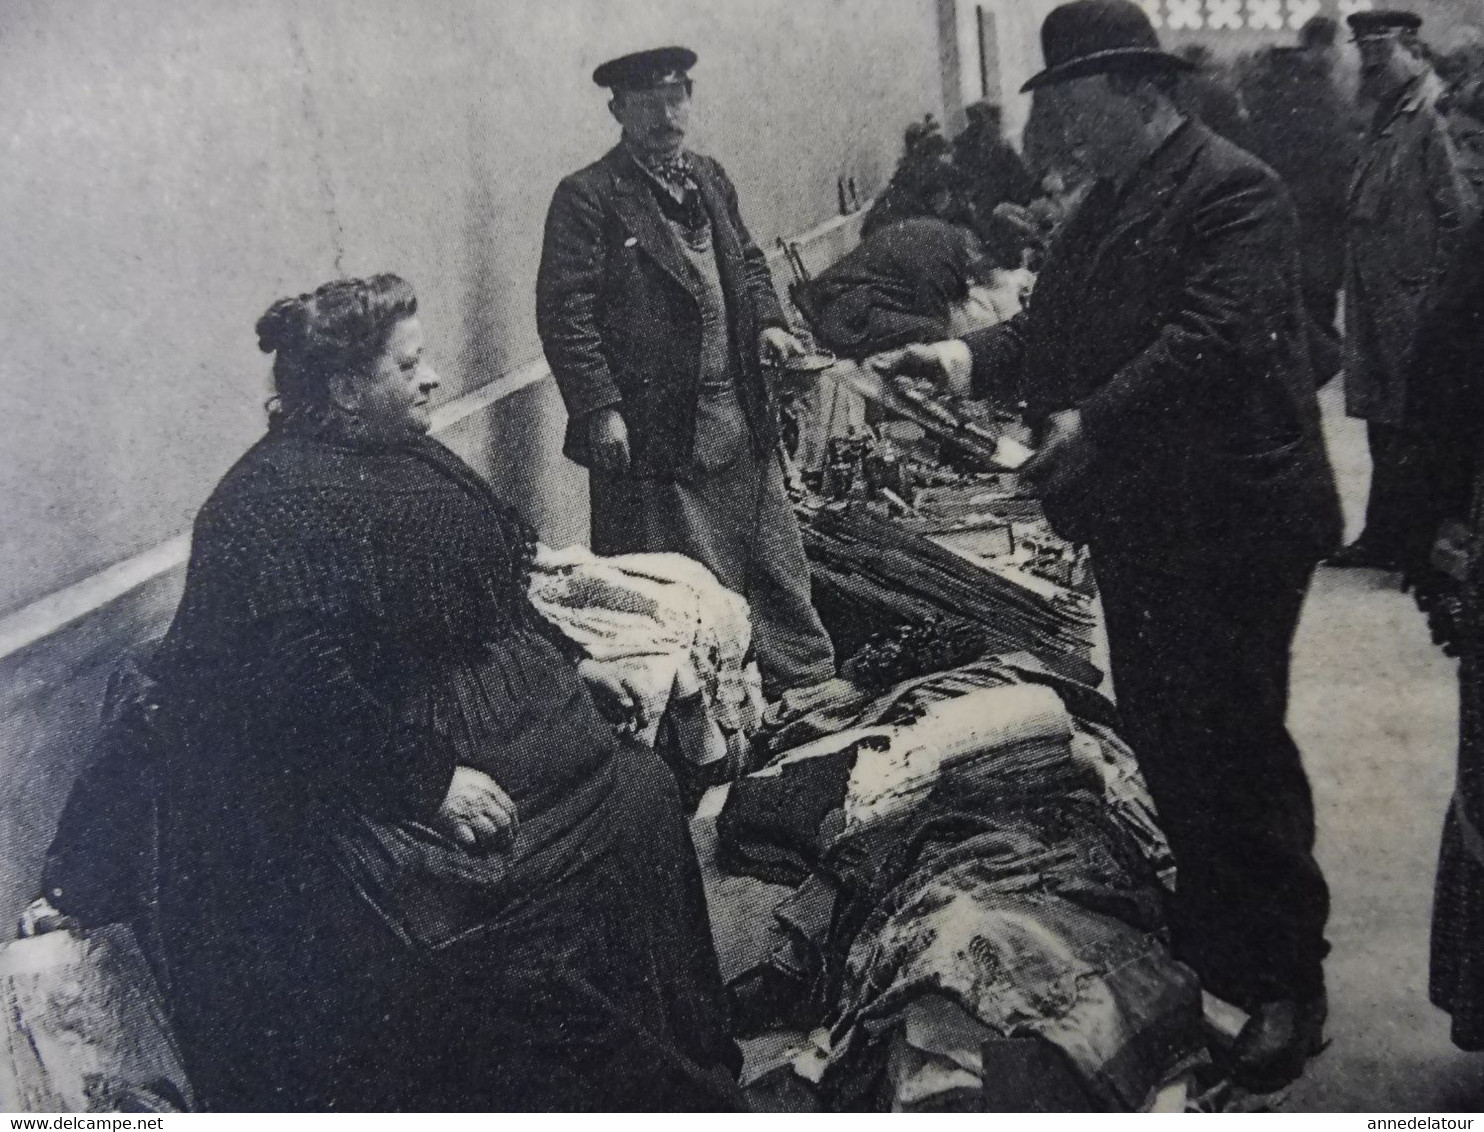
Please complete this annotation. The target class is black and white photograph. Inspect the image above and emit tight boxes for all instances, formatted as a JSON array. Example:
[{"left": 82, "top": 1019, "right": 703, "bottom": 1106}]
[{"left": 1, "top": 0, "right": 1483, "bottom": 1116}]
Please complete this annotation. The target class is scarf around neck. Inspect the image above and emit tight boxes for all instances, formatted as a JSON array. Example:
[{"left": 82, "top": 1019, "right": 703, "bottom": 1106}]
[{"left": 627, "top": 143, "right": 710, "bottom": 248}]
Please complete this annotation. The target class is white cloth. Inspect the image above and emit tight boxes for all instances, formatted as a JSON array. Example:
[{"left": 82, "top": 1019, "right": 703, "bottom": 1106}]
[{"left": 528, "top": 545, "right": 765, "bottom": 764}]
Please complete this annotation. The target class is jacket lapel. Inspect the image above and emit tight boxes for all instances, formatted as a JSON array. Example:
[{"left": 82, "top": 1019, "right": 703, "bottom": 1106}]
[
  {"left": 1083, "top": 120, "right": 1209, "bottom": 283},
  {"left": 602, "top": 146, "right": 701, "bottom": 299},
  {"left": 692, "top": 159, "right": 747, "bottom": 324},
  {"left": 1350, "top": 83, "right": 1422, "bottom": 204}
]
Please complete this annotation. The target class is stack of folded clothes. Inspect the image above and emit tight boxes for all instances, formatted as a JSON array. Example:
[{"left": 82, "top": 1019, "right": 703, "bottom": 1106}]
[
  {"left": 528, "top": 545, "right": 765, "bottom": 774},
  {"left": 718, "top": 661, "right": 1201, "bottom": 1112}
]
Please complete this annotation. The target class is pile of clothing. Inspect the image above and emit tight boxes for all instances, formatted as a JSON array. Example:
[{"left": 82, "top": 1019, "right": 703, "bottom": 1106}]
[
  {"left": 528, "top": 545, "right": 765, "bottom": 774},
  {"left": 718, "top": 661, "right": 1201, "bottom": 1111}
]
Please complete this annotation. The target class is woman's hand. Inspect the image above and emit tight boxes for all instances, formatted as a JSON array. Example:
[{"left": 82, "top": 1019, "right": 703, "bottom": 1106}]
[
  {"left": 437, "top": 766, "right": 519, "bottom": 853},
  {"left": 17, "top": 896, "right": 80, "bottom": 938},
  {"left": 578, "top": 658, "right": 649, "bottom": 737}
]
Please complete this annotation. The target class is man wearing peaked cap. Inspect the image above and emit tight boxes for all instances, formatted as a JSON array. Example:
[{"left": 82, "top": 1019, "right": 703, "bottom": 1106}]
[
  {"left": 537, "top": 46, "right": 836, "bottom": 702},
  {"left": 1333, "top": 7, "right": 1476, "bottom": 575},
  {"left": 876, "top": 0, "right": 1342, "bottom": 1092},
  {"left": 1347, "top": 9, "right": 1423, "bottom": 39},
  {"left": 590, "top": 45, "right": 697, "bottom": 91}
]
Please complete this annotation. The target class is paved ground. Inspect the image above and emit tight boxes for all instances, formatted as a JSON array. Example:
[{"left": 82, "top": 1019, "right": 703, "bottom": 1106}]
[{"left": 1287, "top": 386, "right": 1484, "bottom": 1111}]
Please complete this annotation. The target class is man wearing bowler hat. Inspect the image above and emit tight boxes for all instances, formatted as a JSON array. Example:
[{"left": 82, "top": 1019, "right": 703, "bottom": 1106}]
[
  {"left": 537, "top": 46, "right": 836, "bottom": 701},
  {"left": 877, "top": 0, "right": 1342, "bottom": 1090}
]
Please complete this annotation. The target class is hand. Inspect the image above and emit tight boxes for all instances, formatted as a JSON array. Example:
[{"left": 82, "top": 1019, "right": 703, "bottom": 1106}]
[
  {"left": 869, "top": 341, "right": 974, "bottom": 397},
  {"left": 437, "top": 766, "right": 519, "bottom": 853},
  {"left": 1021, "top": 409, "right": 1094, "bottom": 496},
  {"left": 17, "top": 897, "right": 80, "bottom": 938},
  {"left": 587, "top": 408, "right": 631, "bottom": 476},
  {"left": 579, "top": 659, "right": 649, "bottom": 736},
  {"left": 760, "top": 327, "right": 807, "bottom": 365}
]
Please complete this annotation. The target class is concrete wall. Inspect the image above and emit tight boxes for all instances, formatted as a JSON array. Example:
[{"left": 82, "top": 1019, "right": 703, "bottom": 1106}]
[{"left": 0, "top": 0, "right": 944, "bottom": 618}]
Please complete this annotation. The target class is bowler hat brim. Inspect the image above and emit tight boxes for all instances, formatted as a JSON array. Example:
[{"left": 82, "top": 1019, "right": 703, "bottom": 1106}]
[{"left": 1021, "top": 46, "right": 1193, "bottom": 92}]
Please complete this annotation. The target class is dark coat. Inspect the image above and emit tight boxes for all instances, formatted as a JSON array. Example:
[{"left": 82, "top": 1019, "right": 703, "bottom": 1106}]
[
  {"left": 967, "top": 121, "right": 1341, "bottom": 573},
  {"left": 1345, "top": 80, "right": 1475, "bottom": 427},
  {"left": 1412, "top": 217, "right": 1484, "bottom": 433},
  {"left": 1241, "top": 49, "right": 1358, "bottom": 282},
  {"left": 807, "top": 217, "right": 980, "bottom": 357},
  {"left": 536, "top": 145, "right": 788, "bottom": 479}
]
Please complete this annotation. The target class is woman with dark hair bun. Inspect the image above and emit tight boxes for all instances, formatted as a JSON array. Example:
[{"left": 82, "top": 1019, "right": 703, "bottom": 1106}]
[{"left": 137, "top": 275, "right": 743, "bottom": 1110}]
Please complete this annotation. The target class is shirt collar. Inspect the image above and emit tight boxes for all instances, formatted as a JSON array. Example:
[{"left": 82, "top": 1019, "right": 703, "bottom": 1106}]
[{"left": 622, "top": 139, "right": 694, "bottom": 190}]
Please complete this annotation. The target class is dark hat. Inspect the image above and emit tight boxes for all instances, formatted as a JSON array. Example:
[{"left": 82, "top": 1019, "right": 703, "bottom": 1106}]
[
  {"left": 1347, "top": 9, "right": 1423, "bottom": 40},
  {"left": 1021, "top": 0, "right": 1193, "bottom": 92},
  {"left": 592, "top": 46, "right": 697, "bottom": 90}
]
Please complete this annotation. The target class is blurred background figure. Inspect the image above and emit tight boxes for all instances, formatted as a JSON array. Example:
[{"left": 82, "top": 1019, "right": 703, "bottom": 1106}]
[
  {"left": 861, "top": 115, "right": 975, "bottom": 237},
  {"left": 1239, "top": 29, "right": 1360, "bottom": 383},
  {"left": 1173, "top": 43, "right": 1253, "bottom": 148},
  {"left": 1436, "top": 38, "right": 1484, "bottom": 195},
  {"left": 806, "top": 215, "right": 989, "bottom": 357},
  {"left": 955, "top": 97, "right": 1038, "bottom": 264},
  {"left": 1332, "top": 9, "right": 1476, "bottom": 576}
]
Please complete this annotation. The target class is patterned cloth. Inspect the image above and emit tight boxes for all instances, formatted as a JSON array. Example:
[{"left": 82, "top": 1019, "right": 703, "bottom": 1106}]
[
  {"left": 717, "top": 661, "right": 1200, "bottom": 1109},
  {"left": 527, "top": 545, "right": 766, "bottom": 765}
]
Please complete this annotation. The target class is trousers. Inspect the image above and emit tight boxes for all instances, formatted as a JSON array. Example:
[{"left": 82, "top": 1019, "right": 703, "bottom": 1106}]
[
  {"left": 589, "top": 381, "right": 836, "bottom": 695},
  {"left": 1095, "top": 547, "right": 1330, "bottom": 1008},
  {"left": 1361, "top": 422, "right": 1432, "bottom": 565}
]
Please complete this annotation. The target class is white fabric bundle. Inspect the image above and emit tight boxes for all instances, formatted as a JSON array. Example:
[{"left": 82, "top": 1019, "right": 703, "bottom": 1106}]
[
  {"left": 842, "top": 682, "right": 1072, "bottom": 831},
  {"left": 527, "top": 545, "right": 764, "bottom": 760}
]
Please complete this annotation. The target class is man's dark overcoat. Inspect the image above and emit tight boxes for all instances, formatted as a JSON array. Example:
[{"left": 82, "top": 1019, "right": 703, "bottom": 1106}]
[
  {"left": 969, "top": 119, "right": 1342, "bottom": 571},
  {"left": 536, "top": 144, "right": 788, "bottom": 479}
]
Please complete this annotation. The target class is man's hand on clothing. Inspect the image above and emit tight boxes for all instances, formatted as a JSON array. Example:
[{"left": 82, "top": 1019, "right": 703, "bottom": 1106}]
[
  {"left": 438, "top": 766, "right": 520, "bottom": 854},
  {"left": 587, "top": 408, "right": 631, "bottom": 475},
  {"left": 759, "top": 327, "right": 807, "bottom": 365},
  {"left": 868, "top": 341, "right": 975, "bottom": 398},
  {"left": 1022, "top": 409, "right": 1094, "bottom": 496}
]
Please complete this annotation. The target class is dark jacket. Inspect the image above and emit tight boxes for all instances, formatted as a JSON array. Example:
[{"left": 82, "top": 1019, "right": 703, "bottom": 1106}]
[
  {"left": 967, "top": 121, "right": 1342, "bottom": 573},
  {"left": 807, "top": 217, "right": 981, "bottom": 357},
  {"left": 1412, "top": 216, "right": 1484, "bottom": 432},
  {"left": 536, "top": 145, "right": 788, "bottom": 479}
]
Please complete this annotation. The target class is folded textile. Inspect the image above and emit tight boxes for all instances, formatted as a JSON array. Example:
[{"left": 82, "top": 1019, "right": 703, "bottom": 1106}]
[
  {"left": 839, "top": 682, "right": 1071, "bottom": 832},
  {"left": 528, "top": 546, "right": 765, "bottom": 761},
  {"left": 0, "top": 926, "right": 195, "bottom": 1113},
  {"left": 716, "top": 656, "right": 1196, "bottom": 1111},
  {"left": 821, "top": 790, "right": 1200, "bottom": 1111}
]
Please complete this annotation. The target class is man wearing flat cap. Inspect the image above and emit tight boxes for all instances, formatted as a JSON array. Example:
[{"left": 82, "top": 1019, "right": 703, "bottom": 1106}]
[
  {"left": 877, "top": 0, "right": 1341, "bottom": 1090},
  {"left": 1331, "top": 10, "right": 1475, "bottom": 574},
  {"left": 537, "top": 47, "right": 836, "bottom": 699}
]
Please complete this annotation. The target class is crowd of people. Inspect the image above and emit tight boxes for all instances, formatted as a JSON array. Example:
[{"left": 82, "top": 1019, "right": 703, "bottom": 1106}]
[{"left": 25, "top": 0, "right": 1484, "bottom": 1113}]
